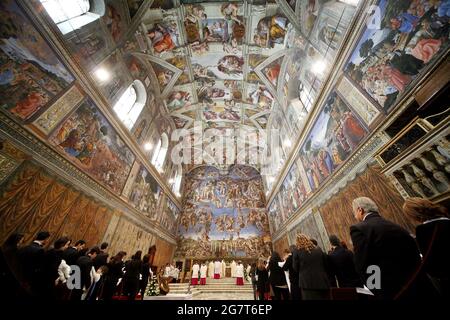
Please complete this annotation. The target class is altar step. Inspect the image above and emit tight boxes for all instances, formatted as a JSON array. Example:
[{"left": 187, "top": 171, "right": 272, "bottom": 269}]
[{"left": 168, "top": 279, "right": 254, "bottom": 297}]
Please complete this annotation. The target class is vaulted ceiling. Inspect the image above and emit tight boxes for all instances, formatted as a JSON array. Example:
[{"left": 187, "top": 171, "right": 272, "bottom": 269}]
[{"left": 128, "top": 0, "right": 357, "bottom": 187}]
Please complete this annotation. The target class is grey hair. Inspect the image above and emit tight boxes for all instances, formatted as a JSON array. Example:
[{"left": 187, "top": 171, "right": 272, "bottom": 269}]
[{"left": 352, "top": 197, "right": 379, "bottom": 214}]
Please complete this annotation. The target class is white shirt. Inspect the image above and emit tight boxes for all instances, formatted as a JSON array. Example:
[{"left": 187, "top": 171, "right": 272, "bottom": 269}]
[
  {"left": 235, "top": 264, "right": 244, "bottom": 278},
  {"left": 200, "top": 265, "right": 208, "bottom": 278},
  {"left": 57, "top": 259, "right": 71, "bottom": 284},
  {"left": 230, "top": 261, "right": 237, "bottom": 277},
  {"left": 192, "top": 264, "right": 200, "bottom": 277},
  {"left": 214, "top": 261, "right": 222, "bottom": 274}
]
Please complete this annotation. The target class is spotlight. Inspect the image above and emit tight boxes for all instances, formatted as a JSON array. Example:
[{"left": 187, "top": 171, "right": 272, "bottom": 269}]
[
  {"left": 94, "top": 68, "right": 110, "bottom": 81},
  {"left": 144, "top": 142, "right": 152, "bottom": 151},
  {"left": 311, "top": 60, "right": 327, "bottom": 75}
]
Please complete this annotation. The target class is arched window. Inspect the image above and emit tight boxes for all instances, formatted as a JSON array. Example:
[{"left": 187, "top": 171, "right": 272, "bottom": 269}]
[
  {"left": 40, "top": 0, "right": 104, "bottom": 35},
  {"left": 151, "top": 133, "right": 168, "bottom": 172},
  {"left": 172, "top": 166, "right": 182, "bottom": 196},
  {"left": 113, "top": 80, "right": 146, "bottom": 130}
]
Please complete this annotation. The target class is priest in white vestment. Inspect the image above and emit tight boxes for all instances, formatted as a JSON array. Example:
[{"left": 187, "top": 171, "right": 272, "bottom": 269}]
[
  {"left": 208, "top": 261, "right": 215, "bottom": 278},
  {"left": 235, "top": 261, "right": 244, "bottom": 285},
  {"left": 191, "top": 262, "right": 200, "bottom": 285},
  {"left": 230, "top": 260, "right": 237, "bottom": 278},
  {"left": 200, "top": 263, "right": 208, "bottom": 285},
  {"left": 214, "top": 260, "right": 221, "bottom": 279}
]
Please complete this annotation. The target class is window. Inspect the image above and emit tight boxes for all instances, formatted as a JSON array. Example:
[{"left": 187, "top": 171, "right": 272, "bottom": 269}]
[
  {"left": 113, "top": 80, "right": 146, "bottom": 130},
  {"left": 151, "top": 133, "right": 168, "bottom": 172},
  {"left": 41, "top": 0, "right": 104, "bottom": 34},
  {"left": 172, "top": 166, "right": 182, "bottom": 196}
]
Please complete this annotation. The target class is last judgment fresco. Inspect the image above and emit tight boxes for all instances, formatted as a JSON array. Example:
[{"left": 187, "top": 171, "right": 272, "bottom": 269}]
[{"left": 175, "top": 165, "right": 272, "bottom": 259}]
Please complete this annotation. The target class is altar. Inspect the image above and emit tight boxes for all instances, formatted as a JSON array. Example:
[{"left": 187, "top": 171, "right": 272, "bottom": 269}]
[{"left": 225, "top": 266, "right": 231, "bottom": 278}]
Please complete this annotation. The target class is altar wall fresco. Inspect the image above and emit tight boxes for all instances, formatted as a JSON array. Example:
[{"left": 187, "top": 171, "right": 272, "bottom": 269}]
[{"left": 175, "top": 165, "right": 272, "bottom": 259}]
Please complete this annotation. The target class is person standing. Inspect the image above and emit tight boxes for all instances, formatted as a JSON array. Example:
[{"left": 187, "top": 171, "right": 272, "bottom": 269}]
[
  {"left": 256, "top": 259, "right": 269, "bottom": 300},
  {"left": 268, "top": 252, "right": 289, "bottom": 300},
  {"left": 139, "top": 254, "right": 151, "bottom": 299},
  {"left": 93, "top": 242, "right": 109, "bottom": 270},
  {"left": 0, "top": 233, "right": 25, "bottom": 300},
  {"left": 63, "top": 240, "right": 85, "bottom": 266},
  {"left": 293, "top": 234, "right": 330, "bottom": 300},
  {"left": 200, "top": 262, "right": 207, "bottom": 285},
  {"left": 72, "top": 247, "right": 100, "bottom": 300},
  {"left": 282, "top": 245, "right": 301, "bottom": 300},
  {"left": 191, "top": 261, "right": 200, "bottom": 285},
  {"left": 402, "top": 197, "right": 450, "bottom": 299},
  {"left": 235, "top": 261, "right": 244, "bottom": 286},
  {"left": 231, "top": 260, "right": 237, "bottom": 278},
  {"left": 19, "top": 231, "right": 50, "bottom": 298},
  {"left": 327, "top": 235, "right": 362, "bottom": 288},
  {"left": 214, "top": 259, "right": 221, "bottom": 279},
  {"left": 350, "top": 196, "right": 432, "bottom": 299},
  {"left": 123, "top": 251, "right": 143, "bottom": 300}
]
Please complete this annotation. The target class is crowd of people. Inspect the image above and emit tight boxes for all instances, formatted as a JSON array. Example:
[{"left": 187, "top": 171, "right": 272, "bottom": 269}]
[
  {"left": 250, "top": 197, "right": 449, "bottom": 300},
  {"left": 0, "top": 237, "right": 154, "bottom": 300},
  {"left": 0, "top": 196, "right": 448, "bottom": 301}
]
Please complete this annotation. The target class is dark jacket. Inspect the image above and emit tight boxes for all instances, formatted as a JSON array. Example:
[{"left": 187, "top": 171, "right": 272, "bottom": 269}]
[
  {"left": 350, "top": 212, "right": 424, "bottom": 299},
  {"left": 268, "top": 258, "right": 287, "bottom": 287},
  {"left": 76, "top": 255, "right": 94, "bottom": 290},
  {"left": 415, "top": 218, "right": 450, "bottom": 280},
  {"left": 18, "top": 242, "right": 46, "bottom": 294},
  {"left": 63, "top": 247, "right": 80, "bottom": 266},
  {"left": 328, "top": 246, "right": 362, "bottom": 288},
  {"left": 255, "top": 267, "right": 269, "bottom": 291},
  {"left": 93, "top": 252, "right": 109, "bottom": 270},
  {"left": 282, "top": 253, "right": 298, "bottom": 284},
  {"left": 293, "top": 247, "right": 330, "bottom": 290}
]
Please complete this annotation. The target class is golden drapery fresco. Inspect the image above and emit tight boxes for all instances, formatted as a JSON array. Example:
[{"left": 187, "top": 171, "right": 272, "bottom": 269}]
[
  {"left": 0, "top": 162, "right": 112, "bottom": 247},
  {"left": 104, "top": 216, "right": 175, "bottom": 268},
  {"left": 318, "top": 165, "right": 415, "bottom": 249}
]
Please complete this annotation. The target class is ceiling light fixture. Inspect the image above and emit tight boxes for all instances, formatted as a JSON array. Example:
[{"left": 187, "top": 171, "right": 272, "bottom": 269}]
[
  {"left": 144, "top": 142, "right": 152, "bottom": 151},
  {"left": 284, "top": 139, "right": 292, "bottom": 148},
  {"left": 168, "top": 178, "right": 174, "bottom": 184},
  {"left": 339, "top": 0, "right": 360, "bottom": 6},
  {"left": 94, "top": 68, "right": 110, "bottom": 81},
  {"left": 311, "top": 60, "right": 327, "bottom": 75}
]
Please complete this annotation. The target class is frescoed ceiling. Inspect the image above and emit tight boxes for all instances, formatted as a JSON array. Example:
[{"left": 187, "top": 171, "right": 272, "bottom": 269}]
[{"left": 125, "top": 0, "right": 357, "bottom": 159}]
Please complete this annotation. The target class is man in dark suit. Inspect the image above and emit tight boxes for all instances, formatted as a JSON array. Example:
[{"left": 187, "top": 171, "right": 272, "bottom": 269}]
[
  {"left": 350, "top": 197, "right": 426, "bottom": 299},
  {"left": 18, "top": 231, "right": 50, "bottom": 298},
  {"left": 282, "top": 246, "right": 301, "bottom": 300},
  {"left": 328, "top": 235, "right": 362, "bottom": 288},
  {"left": 63, "top": 239, "right": 86, "bottom": 266},
  {"left": 71, "top": 246, "right": 100, "bottom": 300},
  {"left": 93, "top": 242, "right": 109, "bottom": 270}
]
